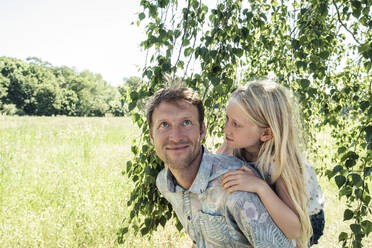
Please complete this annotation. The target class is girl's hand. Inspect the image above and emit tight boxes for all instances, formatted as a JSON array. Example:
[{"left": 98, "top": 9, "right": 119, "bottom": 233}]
[{"left": 221, "top": 166, "right": 266, "bottom": 194}]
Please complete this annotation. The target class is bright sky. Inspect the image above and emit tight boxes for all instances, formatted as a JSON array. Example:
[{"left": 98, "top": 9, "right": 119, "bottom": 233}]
[{"left": 0, "top": 0, "right": 145, "bottom": 86}]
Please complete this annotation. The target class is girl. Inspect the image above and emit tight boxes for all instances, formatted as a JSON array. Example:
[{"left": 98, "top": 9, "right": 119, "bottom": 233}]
[{"left": 217, "top": 80, "right": 325, "bottom": 247}]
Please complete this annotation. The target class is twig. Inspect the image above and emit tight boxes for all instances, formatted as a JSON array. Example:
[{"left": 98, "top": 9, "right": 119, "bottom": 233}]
[{"left": 332, "top": 0, "right": 361, "bottom": 45}]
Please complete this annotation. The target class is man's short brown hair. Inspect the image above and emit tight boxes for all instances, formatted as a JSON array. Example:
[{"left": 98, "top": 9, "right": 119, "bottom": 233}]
[{"left": 146, "top": 84, "right": 204, "bottom": 132}]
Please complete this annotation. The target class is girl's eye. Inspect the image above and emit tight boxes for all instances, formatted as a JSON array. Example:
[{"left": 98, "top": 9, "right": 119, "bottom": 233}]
[
  {"left": 160, "top": 122, "right": 169, "bottom": 128},
  {"left": 232, "top": 122, "right": 240, "bottom": 127},
  {"left": 183, "top": 120, "right": 192, "bottom": 126}
]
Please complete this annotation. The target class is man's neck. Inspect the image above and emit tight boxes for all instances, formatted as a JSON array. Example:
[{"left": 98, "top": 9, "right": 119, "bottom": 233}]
[{"left": 168, "top": 148, "right": 204, "bottom": 190}]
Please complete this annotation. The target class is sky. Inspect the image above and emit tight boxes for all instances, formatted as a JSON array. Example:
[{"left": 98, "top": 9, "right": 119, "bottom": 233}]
[{"left": 0, "top": 0, "right": 146, "bottom": 86}]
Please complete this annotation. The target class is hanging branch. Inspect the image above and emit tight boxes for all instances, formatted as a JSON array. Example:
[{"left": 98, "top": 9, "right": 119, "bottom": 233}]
[
  {"left": 332, "top": 0, "right": 361, "bottom": 45},
  {"left": 173, "top": 0, "right": 192, "bottom": 80}
]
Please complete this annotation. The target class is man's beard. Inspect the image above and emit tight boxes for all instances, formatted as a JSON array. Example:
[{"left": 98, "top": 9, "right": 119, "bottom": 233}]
[{"left": 164, "top": 143, "right": 202, "bottom": 170}]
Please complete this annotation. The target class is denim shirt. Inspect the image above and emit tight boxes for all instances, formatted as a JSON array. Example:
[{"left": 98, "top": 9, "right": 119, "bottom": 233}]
[{"left": 156, "top": 148, "right": 294, "bottom": 248}]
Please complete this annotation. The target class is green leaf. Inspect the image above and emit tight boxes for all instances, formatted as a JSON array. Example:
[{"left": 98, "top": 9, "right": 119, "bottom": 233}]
[
  {"left": 138, "top": 12, "right": 146, "bottom": 21},
  {"left": 130, "top": 210, "right": 135, "bottom": 219},
  {"left": 345, "top": 158, "right": 356, "bottom": 168},
  {"left": 174, "top": 30, "right": 181, "bottom": 38},
  {"left": 158, "top": 0, "right": 169, "bottom": 8},
  {"left": 365, "top": 125, "right": 372, "bottom": 143},
  {"left": 128, "top": 102, "right": 136, "bottom": 112},
  {"left": 144, "top": 218, "right": 152, "bottom": 227},
  {"left": 351, "top": 1, "right": 362, "bottom": 18},
  {"left": 175, "top": 218, "right": 183, "bottom": 231},
  {"left": 234, "top": 48, "right": 244, "bottom": 58},
  {"left": 361, "top": 220, "right": 372, "bottom": 235},
  {"left": 335, "top": 175, "right": 346, "bottom": 188},
  {"left": 160, "top": 215, "right": 167, "bottom": 227},
  {"left": 338, "top": 231, "right": 348, "bottom": 241},
  {"left": 130, "top": 91, "right": 138, "bottom": 101},
  {"left": 140, "top": 227, "right": 149, "bottom": 235},
  {"left": 182, "top": 39, "right": 190, "bottom": 46},
  {"left": 299, "top": 79, "right": 310, "bottom": 88},
  {"left": 121, "top": 227, "right": 128, "bottom": 234},
  {"left": 146, "top": 69, "right": 153, "bottom": 80},
  {"left": 319, "top": 51, "right": 330, "bottom": 59},
  {"left": 126, "top": 160, "right": 132, "bottom": 173},
  {"left": 162, "top": 62, "right": 171, "bottom": 72},
  {"left": 352, "top": 240, "right": 362, "bottom": 248},
  {"left": 339, "top": 186, "right": 353, "bottom": 197},
  {"left": 132, "top": 113, "right": 141, "bottom": 122},
  {"left": 337, "top": 146, "right": 347, "bottom": 155},
  {"left": 291, "top": 39, "right": 300, "bottom": 50},
  {"left": 358, "top": 43, "right": 370, "bottom": 53},
  {"left": 364, "top": 167, "right": 372, "bottom": 177},
  {"left": 215, "top": 84, "right": 224, "bottom": 95},
  {"left": 184, "top": 47, "right": 194, "bottom": 57},
  {"left": 350, "top": 223, "right": 362, "bottom": 235},
  {"left": 351, "top": 174, "right": 362, "bottom": 187},
  {"left": 333, "top": 165, "right": 344, "bottom": 174},
  {"left": 344, "top": 209, "right": 353, "bottom": 221},
  {"left": 343, "top": 151, "right": 359, "bottom": 167},
  {"left": 131, "top": 145, "right": 139, "bottom": 155},
  {"left": 360, "top": 101, "right": 369, "bottom": 111}
]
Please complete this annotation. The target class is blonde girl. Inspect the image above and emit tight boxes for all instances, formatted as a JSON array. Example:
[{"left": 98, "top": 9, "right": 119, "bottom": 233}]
[{"left": 218, "top": 80, "right": 324, "bottom": 247}]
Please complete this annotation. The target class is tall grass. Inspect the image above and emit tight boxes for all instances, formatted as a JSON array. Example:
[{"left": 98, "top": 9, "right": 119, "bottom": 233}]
[
  {"left": 0, "top": 116, "right": 370, "bottom": 247},
  {"left": 0, "top": 116, "right": 190, "bottom": 247}
]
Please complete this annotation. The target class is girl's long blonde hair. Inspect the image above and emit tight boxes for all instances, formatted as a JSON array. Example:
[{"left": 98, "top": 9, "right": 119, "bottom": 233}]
[{"left": 231, "top": 79, "right": 312, "bottom": 248}]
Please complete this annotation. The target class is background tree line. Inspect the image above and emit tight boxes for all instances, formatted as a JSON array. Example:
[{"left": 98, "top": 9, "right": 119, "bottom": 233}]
[
  {"left": 121, "top": 0, "right": 371, "bottom": 247},
  {"left": 0, "top": 56, "right": 141, "bottom": 117}
]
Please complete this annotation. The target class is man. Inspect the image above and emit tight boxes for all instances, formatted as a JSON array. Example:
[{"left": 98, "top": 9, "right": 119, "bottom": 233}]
[{"left": 147, "top": 84, "right": 294, "bottom": 248}]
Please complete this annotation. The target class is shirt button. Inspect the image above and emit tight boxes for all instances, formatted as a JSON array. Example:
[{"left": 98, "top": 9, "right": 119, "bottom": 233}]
[
  {"left": 193, "top": 240, "right": 196, "bottom": 244},
  {"left": 187, "top": 216, "right": 191, "bottom": 220}
]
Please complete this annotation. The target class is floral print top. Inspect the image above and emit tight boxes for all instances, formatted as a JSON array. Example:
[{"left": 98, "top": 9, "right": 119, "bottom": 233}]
[
  {"left": 304, "top": 160, "right": 325, "bottom": 215},
  {"left": 156, "top": 148, "right": 295, "bottom": 248}
]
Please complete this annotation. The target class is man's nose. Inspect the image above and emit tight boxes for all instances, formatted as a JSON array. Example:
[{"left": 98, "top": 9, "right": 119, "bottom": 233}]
[{"left": 168, "top": 126, "right": 185, "bottom": 142}]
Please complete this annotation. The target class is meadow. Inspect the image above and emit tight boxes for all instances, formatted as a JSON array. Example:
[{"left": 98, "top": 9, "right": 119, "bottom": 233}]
[{"left": 0, "top": 116, "right": 370, "bottom": 247}]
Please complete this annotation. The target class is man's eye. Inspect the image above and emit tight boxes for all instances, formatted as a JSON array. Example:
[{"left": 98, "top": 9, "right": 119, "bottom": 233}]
[
  {"left": 183, "top": 120, "right": 192, "bottom": 126},
  {"left": 160, "top": 122, "right": 169, "bottom": 128},
  {"left": 232, "top": 122, "right": 239, "bottom": 127}
]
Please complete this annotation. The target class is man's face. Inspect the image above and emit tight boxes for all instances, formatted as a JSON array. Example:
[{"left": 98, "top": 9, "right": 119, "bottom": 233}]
[{"left": 150, "top": 99, "right": 206, "bottom": 170}]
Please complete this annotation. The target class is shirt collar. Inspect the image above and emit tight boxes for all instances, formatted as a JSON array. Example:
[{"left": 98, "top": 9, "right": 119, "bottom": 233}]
[{"left": 165, "top": 146, "right": 213, "bottom": 194}]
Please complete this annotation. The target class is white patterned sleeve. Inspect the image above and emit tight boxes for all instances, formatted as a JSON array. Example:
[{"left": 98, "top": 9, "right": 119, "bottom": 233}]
[{"left": 227, "top": 191, "right": 295, "bottom": 248}]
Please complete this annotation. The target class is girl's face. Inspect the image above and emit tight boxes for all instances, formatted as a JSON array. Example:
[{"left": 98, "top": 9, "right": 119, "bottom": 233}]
[{"left": 224, "top": 100, "right": 265, "bottom": 155}]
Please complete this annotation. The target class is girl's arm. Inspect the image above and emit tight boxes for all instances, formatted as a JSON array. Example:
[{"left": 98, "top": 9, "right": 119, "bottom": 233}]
[{"left": 221, "top": 166, "right": 301, "bottom": 240}]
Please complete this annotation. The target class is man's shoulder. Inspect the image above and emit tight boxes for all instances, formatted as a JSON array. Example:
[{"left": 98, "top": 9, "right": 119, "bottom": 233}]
[
  {"left": 205, "top": 152, "right": 245, "bottom": 170},
  {"left": 203, "top": 152, "right": 259, "bottom": 179},
  {"left": 156, "top": 168, "right": 168, "bottom": 192}
]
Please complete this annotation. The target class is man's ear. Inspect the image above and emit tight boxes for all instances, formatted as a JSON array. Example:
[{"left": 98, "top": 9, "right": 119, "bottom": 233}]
[
  {"left": 260, "top": 127, "right": 273, "bottom": 142},
  {"left": 200, "top": 122, "right": 206, "bottom": 140},
  {"left": 149, "top": 129, "right": 154, "bottom": 144}
]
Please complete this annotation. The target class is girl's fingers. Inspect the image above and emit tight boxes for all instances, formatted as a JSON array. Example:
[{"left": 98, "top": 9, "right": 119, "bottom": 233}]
[
  {"left": 226, "top": 185, "right": 241, "bottom": 194},
  {"left": 221, "top": 169, "right": 243, "bottom": 181},
  {"left": 221, "top": 171, "right": 245, "bottom": 185},
  {"left": 238, "top": 165, "right": 253, "bottom": 173},
  {"left": 222, "top": 179, "right": 240, "bottom": 190},
  {"left": 221, "top": 175, "right": 238, "bottom": 186}
]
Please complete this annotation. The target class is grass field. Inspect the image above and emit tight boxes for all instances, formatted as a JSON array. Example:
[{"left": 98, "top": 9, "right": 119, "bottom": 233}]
[{"left": 0, "top": 116, "right": 370, "bottom": 247}]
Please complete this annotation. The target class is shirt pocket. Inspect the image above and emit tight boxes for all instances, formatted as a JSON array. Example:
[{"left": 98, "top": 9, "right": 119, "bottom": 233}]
[{"left": 199, "top": 210, "right": 231, "bottom": 246}]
